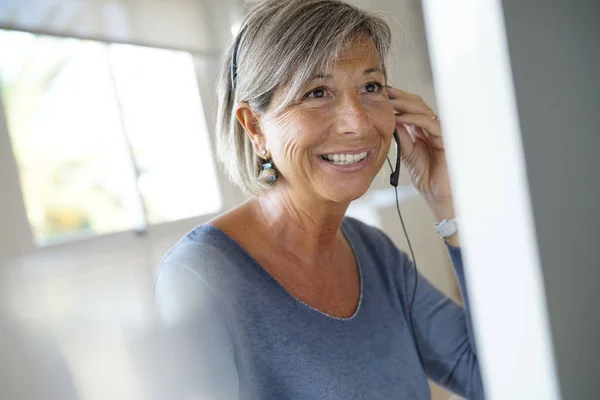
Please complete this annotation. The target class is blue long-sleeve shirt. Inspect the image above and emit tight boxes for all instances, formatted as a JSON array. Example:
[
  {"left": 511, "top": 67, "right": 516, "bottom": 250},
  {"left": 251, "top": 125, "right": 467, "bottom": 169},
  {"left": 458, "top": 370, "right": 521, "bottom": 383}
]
[{"left": 154, "top": 217, "right": 484, "bottom": 399}]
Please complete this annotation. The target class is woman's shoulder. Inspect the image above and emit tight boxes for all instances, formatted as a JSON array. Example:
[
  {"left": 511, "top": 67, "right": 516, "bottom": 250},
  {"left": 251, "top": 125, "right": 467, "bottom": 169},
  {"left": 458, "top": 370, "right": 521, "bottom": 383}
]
[
  {"left": 156, "top": 219, "right": 254, "bottom": 303},
  {"left": 154, "top": 224, "right": 250, "bottom": 320},
  {"left": 161, "top": 201, "right": 253, "bottom": 265},
  {"left": 153, "top": 224, "right": 244, "bottom": 331},
  {"left": 343, "top": 216, "right": 394, "bottom": 247},
  {"left": 158, "top": 223, "right": 247, "bottom": 279},
  {"left": 343, "top": 216, "right": 410, "bottom": 266},
  {"left": 157, "top": 201, "right": 264, "bottom": 294}
]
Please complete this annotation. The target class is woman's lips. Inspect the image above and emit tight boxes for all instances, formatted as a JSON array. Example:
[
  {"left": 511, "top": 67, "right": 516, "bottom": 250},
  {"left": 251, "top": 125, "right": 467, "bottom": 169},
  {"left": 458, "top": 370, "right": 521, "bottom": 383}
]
[{"left": 317, "top": 149, "right": 374, "bottom": 172}]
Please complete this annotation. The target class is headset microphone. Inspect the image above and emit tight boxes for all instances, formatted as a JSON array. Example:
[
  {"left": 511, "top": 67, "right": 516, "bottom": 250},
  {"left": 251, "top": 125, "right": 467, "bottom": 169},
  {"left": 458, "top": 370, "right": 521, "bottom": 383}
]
[
  {"left": 389, "top": 129, "right": 401, "bottom": 187},
  {"left": 386, "top": 126, "right": 419, "bottom": 325}
]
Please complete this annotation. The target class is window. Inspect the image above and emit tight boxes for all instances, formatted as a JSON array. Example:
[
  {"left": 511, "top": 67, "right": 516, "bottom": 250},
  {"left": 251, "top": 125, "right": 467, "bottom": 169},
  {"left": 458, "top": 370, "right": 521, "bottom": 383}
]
[{"left": 0, "top": 30, "right": 222, "bottom": 246}]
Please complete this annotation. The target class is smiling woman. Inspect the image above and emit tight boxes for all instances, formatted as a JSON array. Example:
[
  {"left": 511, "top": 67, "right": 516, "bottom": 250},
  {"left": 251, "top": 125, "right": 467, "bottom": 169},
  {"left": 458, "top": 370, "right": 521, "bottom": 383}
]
[{"left": 153, "top": 1, "right": 484, "bottom": 399}]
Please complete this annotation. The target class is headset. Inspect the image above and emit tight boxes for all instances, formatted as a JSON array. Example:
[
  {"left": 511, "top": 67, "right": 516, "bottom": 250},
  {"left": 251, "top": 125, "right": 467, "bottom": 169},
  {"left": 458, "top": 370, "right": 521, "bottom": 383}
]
[
  {"left": 231, "top": 29, "right": 419, "bottom": 319},
  {"left": 389, "top": 130, "right": 401, "bottom": 187},
  {"left": 388, "top": 129, "right": 419, "bottom": 319}
]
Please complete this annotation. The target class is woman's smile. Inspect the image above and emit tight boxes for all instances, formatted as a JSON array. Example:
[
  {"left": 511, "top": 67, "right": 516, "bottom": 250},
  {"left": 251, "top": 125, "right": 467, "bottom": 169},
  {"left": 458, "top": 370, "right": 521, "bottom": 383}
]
[{"left": 317, "top": 148, "right": 374, "bottom": 171}]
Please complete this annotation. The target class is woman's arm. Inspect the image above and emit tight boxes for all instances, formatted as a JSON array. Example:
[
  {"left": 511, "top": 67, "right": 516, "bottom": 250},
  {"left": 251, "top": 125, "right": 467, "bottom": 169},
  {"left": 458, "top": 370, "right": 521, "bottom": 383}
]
[
  {"left": 152, "top": 261, "right": 239, "bottom": 400},
  {"left": 401, "top": 244, "right": 484, "bottom": 400}
]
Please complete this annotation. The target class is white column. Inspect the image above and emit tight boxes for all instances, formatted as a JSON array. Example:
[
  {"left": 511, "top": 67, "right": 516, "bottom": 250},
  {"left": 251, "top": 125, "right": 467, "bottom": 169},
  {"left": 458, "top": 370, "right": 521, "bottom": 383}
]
[{"left": 421, "top": 1, "right": 561, "bottom": 399}]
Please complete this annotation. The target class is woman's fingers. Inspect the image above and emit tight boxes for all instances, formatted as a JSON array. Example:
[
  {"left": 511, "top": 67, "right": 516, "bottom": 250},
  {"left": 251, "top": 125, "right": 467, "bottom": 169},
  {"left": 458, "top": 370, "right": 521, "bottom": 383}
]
[
  {"left": 392, "top": 98, "right": 430, "bottom": 115},
  {"left": 388, "top": 86, "right": 443, "bottom": 148},
  {"left": 390, "top": 93, "right": 431, "bottom": 115},
  {"left": 395, "top": 123, "right": 416, "bottom": 160},
  {"left": 387, "top": 86, "right": 421, "bottom": 101},
  {"left": 395, "top": 112, "right": 442, "bottom": 137},
  {"left": 395, "top": 114, "right": 444, "bottom": 150},
  {"left": 403, "top": 124, "right": 427, "bottom": 143},
  {"left": 388, "top": 87, "right": 436, "bottom": 119}
]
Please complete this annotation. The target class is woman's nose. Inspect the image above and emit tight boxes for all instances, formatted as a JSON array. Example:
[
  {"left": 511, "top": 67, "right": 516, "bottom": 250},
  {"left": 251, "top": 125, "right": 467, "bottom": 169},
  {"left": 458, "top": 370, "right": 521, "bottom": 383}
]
[{"left": 336, "top": 94, "right": 370, "bottom": 135}]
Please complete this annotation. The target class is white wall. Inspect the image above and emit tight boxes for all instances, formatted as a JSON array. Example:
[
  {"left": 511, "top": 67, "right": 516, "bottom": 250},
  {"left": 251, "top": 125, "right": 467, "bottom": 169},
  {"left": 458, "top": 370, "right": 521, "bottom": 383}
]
[{"left": 0, "top": 0, "right": 238, "bottom": 54}]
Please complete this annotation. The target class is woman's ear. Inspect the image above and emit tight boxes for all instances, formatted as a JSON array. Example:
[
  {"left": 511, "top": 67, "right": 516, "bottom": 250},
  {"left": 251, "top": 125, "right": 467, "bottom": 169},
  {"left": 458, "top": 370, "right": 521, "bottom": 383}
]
[{"left": 235, "top": 102, "right": 265, "bottom": 154}]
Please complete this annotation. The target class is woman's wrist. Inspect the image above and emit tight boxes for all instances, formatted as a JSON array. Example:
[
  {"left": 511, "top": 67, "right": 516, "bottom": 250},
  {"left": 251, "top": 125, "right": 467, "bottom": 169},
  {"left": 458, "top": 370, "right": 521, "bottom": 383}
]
[
  {"left": 444, "top": 233, "right": 461, "bottom": 248},
  {"left": 428, "top": 199, "right": 456, "bottom": 222},
  {"left": 428, "top": 199, "right": 461, "bottom": 247}
]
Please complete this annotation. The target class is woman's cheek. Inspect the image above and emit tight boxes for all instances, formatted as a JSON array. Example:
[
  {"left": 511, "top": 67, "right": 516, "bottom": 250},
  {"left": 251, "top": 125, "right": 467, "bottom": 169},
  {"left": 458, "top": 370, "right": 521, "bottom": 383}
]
[
  {"left": 364, "top": 94, "right": 393, "bottom": 109},
  {"left": 266, "top": 123, "right": 302, "bottom": 170},
  {"left": 366, "top": 103, "right": 395, "bottom": 131},
  {"left": 268, "top": 109, "right": 298, "bottom": 134}
]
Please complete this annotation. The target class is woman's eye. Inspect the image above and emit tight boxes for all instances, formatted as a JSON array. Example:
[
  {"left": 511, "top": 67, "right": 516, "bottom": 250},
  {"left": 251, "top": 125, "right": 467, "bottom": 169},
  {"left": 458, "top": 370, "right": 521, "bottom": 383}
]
[
  {"left": 306, "top": 87, "right": 326, "bottom": 98},
  {"left": 364, "top": 82, "right": 383, "bottom": 93}
]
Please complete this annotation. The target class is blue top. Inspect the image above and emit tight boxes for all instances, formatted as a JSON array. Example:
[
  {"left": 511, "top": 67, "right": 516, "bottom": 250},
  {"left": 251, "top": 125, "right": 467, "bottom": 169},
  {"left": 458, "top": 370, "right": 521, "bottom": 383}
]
[{"left": 154, "top": 217, "right": 484, "bottom": 399}]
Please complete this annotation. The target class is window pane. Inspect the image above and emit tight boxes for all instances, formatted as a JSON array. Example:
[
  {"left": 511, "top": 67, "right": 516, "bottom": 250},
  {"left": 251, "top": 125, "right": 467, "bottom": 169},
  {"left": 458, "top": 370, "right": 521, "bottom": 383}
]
[
  {"left": 108, "top": 44, "right": 222, "bottom": 225},
  {"left": 0, "top": 31, "right": 145, "bottom": 246}
]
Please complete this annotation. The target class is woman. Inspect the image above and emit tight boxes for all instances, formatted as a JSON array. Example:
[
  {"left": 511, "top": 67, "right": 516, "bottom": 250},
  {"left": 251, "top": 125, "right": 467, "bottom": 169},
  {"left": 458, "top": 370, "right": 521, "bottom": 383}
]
[{"left": 154, "top": 0, "right": 484, "bottom": 399}]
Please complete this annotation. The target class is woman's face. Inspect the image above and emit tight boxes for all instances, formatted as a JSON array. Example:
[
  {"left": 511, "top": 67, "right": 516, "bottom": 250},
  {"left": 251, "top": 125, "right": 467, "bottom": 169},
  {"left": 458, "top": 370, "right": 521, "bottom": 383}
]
[{"left": 259, "top": 36, "right": 396, "bottom": 204}]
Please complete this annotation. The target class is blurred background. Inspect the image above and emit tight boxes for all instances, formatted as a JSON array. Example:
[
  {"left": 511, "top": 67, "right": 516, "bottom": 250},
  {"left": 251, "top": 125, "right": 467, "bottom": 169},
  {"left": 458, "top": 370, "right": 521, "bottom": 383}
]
[{"left": 0, "top": 0, "right": 461, "bottom": 398}]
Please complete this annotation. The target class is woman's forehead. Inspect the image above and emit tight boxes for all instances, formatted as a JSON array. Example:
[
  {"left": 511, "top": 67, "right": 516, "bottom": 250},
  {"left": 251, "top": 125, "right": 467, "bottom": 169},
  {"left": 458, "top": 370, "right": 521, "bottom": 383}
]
[
  {"left": 340, "top": 34, "right": 379, "bottom": 56},
  {"left": 320, "top": 39, "right": 383, "bottom": 77},
  {"left": 336, "top": 41, "right": 381, "bottom": 66}
]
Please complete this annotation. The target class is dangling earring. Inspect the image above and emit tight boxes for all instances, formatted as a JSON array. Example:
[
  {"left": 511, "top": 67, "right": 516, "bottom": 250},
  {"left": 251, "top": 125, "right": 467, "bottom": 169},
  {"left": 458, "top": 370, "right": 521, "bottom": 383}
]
[{"left": 258, "top": 150, "right": 278, "bottom": 185}]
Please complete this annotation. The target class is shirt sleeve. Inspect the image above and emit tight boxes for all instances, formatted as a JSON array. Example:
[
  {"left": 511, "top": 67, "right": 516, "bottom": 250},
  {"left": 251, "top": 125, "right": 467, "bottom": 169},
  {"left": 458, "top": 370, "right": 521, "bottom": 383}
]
[
  {"left": 401, "top": 244, "right": 485, "bottom": 400},
  {"left": 151, "top": 260, "right": 239, "bottom": 400}
]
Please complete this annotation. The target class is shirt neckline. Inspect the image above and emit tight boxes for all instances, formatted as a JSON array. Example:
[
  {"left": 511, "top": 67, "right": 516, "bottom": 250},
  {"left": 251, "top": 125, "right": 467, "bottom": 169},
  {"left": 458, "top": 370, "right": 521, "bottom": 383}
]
[{"left": 200, "top": 219, "right": 365, "bottom": 322}]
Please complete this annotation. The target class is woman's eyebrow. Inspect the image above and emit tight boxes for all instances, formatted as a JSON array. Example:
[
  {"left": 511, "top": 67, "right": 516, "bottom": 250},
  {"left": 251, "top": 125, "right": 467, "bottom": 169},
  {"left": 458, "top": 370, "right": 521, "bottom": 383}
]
[
  {"left": 364, "top": 67, "right": 383, "bottom": 75},
  {"left": 311, "top": 72, "right": 333, "bottom": 80},
  {"left": 310, "top": 67, "right": 383, "bottom": 81}
]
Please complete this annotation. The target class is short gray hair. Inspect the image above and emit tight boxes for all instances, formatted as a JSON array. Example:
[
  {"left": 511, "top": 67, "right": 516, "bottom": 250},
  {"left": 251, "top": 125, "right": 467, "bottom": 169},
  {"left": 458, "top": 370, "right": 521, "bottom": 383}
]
[{"left": 215, "top": 0, "right": 392, "bottom": 195}]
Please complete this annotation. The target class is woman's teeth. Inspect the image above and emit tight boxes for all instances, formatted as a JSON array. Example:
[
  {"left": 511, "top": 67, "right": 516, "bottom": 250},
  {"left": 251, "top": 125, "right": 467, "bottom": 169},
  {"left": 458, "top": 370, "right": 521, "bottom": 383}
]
[{"left": 321, "top": 152, "right": 368, "bottom": 165}]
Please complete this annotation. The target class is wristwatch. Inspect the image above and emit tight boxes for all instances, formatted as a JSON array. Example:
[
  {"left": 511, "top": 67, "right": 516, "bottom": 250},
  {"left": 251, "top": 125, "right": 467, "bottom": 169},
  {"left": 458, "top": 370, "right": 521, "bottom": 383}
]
[{"left": 434, "top": 217, "right": 459, "bottom": 239}]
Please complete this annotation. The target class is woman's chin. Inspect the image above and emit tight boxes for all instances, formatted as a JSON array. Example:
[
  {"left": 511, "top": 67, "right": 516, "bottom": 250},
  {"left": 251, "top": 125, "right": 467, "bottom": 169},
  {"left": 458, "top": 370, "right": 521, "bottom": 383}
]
[
  {"left": 315, "top": 153, "right": 382, "bottom": 204},
  {"left": 322, "top": 182, "right": 371, "bottom": 204}
]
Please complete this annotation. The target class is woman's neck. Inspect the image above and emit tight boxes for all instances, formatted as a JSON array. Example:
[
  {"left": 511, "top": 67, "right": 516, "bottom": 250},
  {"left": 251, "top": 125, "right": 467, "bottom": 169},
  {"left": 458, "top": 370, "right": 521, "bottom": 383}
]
[{"left": 251, "top": 188, "right": 349, "bottom": 267}]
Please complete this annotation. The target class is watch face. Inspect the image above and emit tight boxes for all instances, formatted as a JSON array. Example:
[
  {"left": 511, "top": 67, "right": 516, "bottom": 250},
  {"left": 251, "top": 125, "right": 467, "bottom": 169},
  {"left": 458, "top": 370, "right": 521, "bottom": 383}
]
[{"left": 437, "top": 219, "right": 457, "bottom": 238}]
